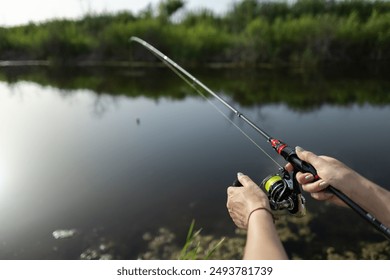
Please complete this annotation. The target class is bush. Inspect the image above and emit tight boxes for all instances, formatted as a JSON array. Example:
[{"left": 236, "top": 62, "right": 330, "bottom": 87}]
[{"left": 2, "top": 0, "right": 390, "bottom": 65}]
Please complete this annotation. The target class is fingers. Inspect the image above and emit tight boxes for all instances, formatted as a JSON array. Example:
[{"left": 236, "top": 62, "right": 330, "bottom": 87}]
[
  {"left": 295, "top": 171, "right": 315, "bottom": 185},
  {"left": 301, "top": 179, "right": 329, "bottom": 193},
  {"left": 227, "top": 186, "right": 235, "bottom": 196},
  {"left": 296, "top": 170, "right": 332, "bottom": 201},
  {"left": 297, "top": 170, "right": 328, "bottom": 190},
  {"left": 236, "top": 172, "right": 257, "bottom": 188},
  {"left": 295, "top": 147, "right": 333, "bottom": 200},
  {"left": 226, "top": 186, "right": 247, "bottom": 229},
  {"left": 284, "top": 163, "right": 294, "bottom": 172},
  {"left": 311, "top": 191, "right": 333, "bottom": 201}
]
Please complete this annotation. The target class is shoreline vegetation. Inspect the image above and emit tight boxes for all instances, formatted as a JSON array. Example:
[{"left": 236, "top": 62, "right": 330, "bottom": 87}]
[{"left": 1, "top": 0, "right": 390, "bottom": 67}]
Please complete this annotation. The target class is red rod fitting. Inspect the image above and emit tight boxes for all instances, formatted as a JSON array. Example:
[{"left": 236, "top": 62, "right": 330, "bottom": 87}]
[{"left": 270, "top": 139, "right": 287, "bottom": 155}]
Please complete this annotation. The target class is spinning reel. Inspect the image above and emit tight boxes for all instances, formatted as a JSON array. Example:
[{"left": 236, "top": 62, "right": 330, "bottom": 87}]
[
  {"left": 260, "top": 168, "right": 306, "bottom": 217},
  {"left": 233, "top": 168, "right": 306, "bottom": 217}
]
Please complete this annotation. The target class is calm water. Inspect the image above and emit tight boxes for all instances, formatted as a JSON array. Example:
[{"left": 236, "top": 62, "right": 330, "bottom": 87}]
[{"left": 0, "top": 66, "right": 389, "bottom": 259}]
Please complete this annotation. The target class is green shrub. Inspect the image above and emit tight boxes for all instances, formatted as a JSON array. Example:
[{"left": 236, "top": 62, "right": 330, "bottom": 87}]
[{"left": 2, "top": 0, "right": 390, "bottom": 65}]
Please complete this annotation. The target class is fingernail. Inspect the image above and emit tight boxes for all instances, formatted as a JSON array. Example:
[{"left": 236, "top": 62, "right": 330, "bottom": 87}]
[
  {"left": 305, "top": 174, "right": 314, "bottom": 180},
  {"left": 295, "top": 146, "right": 305, "bottom": 152},
  {"left": 319, "top": 181, "right": 328, "bottom": 188},
  {"left": 237, "top": 172, "right": 244, "bottom": 177}
]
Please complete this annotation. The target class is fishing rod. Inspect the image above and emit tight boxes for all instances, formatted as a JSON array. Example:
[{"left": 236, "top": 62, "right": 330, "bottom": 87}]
[{"left": 129, "top": 36, "right": 390, "bottom": 240}]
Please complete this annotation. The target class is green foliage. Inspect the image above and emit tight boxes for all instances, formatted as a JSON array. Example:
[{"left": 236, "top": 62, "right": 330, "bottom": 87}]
[
  {"left": 225, "top": 0, "right": 262, "bottom": 32},
  {"left": 326, "top": 241, "right": 390, "bottom": 260},
  {"left": 179, "top": 219, "right": 202, "bottom": 259},
  {"left": 179, "top": 220, "right": 225, "bottom": 260},
  {"left": 139, "top": 220, "right": 226, "bottom": 260},
  {"left": 1, "top": 0, "right": 390, "bottom": 65},
  {"left": 271, "top": 14, "right": 337, "bottom": 64},
  {"left": 181, "top": 9, "right": 221, "bottom": 27},
  {"left": 158, "top": 0, "right": 185, "bottom": 20},
  {"left": 173, "top": 23, "right": 232, "bottom": 63},
  {"left": 364, "top": 11, "right": 390, "bottom": 59},
  {"left": 40, "top": 21, "right": 96, "bottom": 62}
]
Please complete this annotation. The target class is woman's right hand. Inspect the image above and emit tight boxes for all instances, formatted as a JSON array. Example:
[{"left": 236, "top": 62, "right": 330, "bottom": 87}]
[{"left": 287, "top": 146, "right": 360, "bottom": 206}]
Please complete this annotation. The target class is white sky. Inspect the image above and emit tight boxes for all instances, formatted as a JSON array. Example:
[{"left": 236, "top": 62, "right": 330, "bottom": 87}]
[{"left": 0, "top": 0, "right": 236, "bottom": 27}]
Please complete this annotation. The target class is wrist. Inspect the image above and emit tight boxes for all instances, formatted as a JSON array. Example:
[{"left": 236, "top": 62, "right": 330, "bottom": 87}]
[{"left": 248, "top": 207, "right": 275, "bottom": 226}]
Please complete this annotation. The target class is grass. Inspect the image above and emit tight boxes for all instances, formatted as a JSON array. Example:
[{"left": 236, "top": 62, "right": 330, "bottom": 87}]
[{"left": 179, "top": 220, "right": 225, "bottom": 260}]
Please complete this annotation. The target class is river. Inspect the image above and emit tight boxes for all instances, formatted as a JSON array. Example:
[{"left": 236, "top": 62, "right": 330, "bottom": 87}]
[{"left": 0, "top": 65, "right": 389, "bottom": 259}]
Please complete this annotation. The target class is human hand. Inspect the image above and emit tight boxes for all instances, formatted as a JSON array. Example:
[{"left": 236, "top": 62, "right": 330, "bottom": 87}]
[
  {"left": 286, "top": 146, "right": 358, "bottom": 206},
  {"left": 226, "top": 173, "right": 271, "bottom": 229}
]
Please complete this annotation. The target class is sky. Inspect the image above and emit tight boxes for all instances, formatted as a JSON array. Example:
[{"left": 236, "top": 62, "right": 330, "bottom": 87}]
[{"left": 0, "top": 0, "right": 235, "bottom": 27}]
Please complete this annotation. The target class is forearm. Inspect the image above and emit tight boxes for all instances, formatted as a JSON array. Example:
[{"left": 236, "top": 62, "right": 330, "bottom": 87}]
[
  {"left": 243, "top": 210, "right": 288, "bottom": 260},
  {"left": 347, "top": 174, "right": 390, "bottom": 228}
]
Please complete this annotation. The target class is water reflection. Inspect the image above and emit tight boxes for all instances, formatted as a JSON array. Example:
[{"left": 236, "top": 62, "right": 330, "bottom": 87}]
[{"left": 0, "top": 66, "right": 389, "bottom": 259}]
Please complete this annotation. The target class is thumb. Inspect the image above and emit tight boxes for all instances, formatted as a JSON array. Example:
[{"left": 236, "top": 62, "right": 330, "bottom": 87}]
[
  {"left": 295, "top": 146, "right": 324, "bottom": 168},
  {"left": 237, "top": 172, "right": 257, "bottom": 188}
]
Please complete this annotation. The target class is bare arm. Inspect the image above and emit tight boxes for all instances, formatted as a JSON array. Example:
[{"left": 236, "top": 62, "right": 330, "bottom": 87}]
[{"left": 244, "top": 209, "right": 288, "bottom": 260}]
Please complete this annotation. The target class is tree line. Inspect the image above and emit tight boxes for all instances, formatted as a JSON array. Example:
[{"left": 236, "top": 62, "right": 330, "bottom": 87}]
[{"left": 1, "top": 0, "right": 390, "bottom": 66}]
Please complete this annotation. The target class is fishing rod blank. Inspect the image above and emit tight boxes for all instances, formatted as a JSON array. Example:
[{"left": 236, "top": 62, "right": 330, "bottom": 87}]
[{"left": 129, "top": 36, "right": 390, "bottom": 240}]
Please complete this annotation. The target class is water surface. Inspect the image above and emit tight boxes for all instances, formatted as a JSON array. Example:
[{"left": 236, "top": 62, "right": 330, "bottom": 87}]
[{"left": 0, "top": 66, "right": 389, "bottom": 259}]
